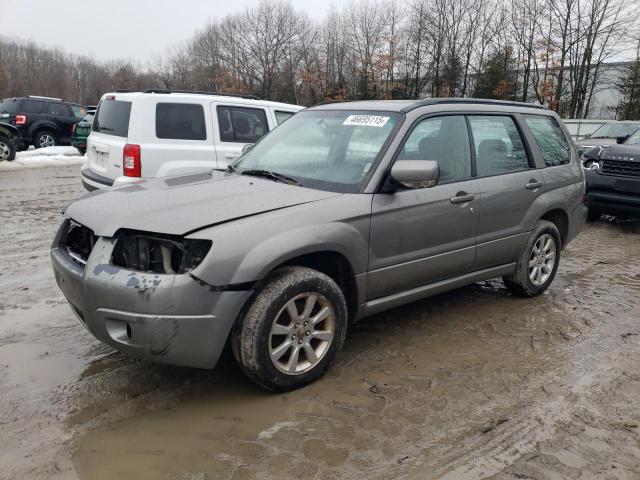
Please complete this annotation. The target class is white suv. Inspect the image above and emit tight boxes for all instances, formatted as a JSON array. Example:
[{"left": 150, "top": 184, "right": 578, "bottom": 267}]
[{"left": 81, "top": 90, "right": 303, "bottom": 190}]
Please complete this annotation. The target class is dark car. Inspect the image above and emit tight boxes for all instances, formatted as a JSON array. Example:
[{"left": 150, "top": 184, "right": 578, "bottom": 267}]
[
  {"left": 0, "top": 96, "right": 82, "bottom": 149},
  {"left": 0, "top": 121, "right": 19, "bottom": 161},
  {"left": 71, "top": 111, "right": 95, "bottom": 154},
  {"left": 575, "top": 121, "right": 640, "bottom": 157},
  {"left": 583, "top": 128, "right": 640, "bottom": 219}
]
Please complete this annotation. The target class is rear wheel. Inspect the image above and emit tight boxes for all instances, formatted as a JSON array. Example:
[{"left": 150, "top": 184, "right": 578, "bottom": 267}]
[
  {"left": 34, "top": 131, "right": 57, "bottom": 149},
  {"left": 232, "top": 266, "right": 348, "bottom": 391},
  {"left": 0, "top": 135, "right": 16, "bottom": 161},
  {"left": 503, "top": 220, "right": 561, "bottom": 297}
]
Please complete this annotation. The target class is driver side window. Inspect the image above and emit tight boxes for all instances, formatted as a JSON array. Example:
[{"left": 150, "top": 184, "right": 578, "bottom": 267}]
[{"left": 397, "top": 115, "right": 472, "bottom": 183}]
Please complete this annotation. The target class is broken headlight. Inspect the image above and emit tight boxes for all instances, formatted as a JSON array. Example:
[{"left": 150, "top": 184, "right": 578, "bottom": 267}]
[{"left": 111, "top": 231, "right": 211, "bottom": 274}]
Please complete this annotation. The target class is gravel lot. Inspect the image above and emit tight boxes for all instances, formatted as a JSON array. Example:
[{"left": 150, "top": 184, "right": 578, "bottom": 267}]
[{"left": 1, "top": 164, "right": 639, "bottom": 480}]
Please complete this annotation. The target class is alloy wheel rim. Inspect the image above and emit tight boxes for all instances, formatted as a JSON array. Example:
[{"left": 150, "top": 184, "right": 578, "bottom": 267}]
[
  {"left": 0, "top": 141, "right": 9, "bottom": 160},
  {"left": 268, "top": 292, "right": 335, "bottom": 375},
  {"left": 40, "top": 135, "right": 55, "bottom": 148},
  {"left": 529, "top": 234, "right": 556, "bottom": 286}
]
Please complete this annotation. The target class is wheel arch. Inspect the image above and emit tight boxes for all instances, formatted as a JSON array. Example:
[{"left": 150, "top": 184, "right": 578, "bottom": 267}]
[{"left": 539, "top": 208, "right": 569, "bottom": 247}]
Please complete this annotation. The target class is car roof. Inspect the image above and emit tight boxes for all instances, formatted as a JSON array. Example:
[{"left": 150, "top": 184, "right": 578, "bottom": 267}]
[
  {"left": 309, "top": 98, "right": 547, "bottom": 113},
  {"left": 103, "top": 91, "right": 303, "bottom": 110}
]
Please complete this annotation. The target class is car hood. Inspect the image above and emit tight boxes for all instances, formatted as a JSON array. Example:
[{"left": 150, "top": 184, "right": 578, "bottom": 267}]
[{"left": 65, "top": 170, "right": 342, "bottom": 237}]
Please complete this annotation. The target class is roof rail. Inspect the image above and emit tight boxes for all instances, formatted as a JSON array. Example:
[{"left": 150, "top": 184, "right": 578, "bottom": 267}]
[
  {"left": 142, "top": 88, "right": 260, "bottom": 100},
  {"left": 401, "top": 97, "right": 546, "bottom": 113},
  {"left": 312, "top": 99, "right": 347, "bottom": 107},
  {"left": 28, "top": 95, "right": 63, "bottom": 101}
]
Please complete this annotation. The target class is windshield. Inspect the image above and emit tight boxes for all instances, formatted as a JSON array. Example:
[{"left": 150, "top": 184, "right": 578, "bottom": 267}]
[
  {"left": 589, "top": 122, "right": 640, "bottom": 139},
  {"left": 626, "top": 128, "right": 640, "bottom": 145},
  {"left": 233, "top": 110, "right": 401, "bottom": 193}
]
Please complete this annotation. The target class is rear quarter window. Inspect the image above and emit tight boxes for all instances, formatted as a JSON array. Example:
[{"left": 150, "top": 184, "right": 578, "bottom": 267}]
[
  {"left": 524, "top": 115, "right": 571, "bottom": 167},
  {"left": 155, "top": 103, "right": 207, "bottom": 140},
  {"left": 93, "top": 99, "right": 132, "bottom": 138}
]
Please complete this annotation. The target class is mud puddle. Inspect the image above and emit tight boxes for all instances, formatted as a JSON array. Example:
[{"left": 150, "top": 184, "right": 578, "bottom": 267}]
[{"left": 1, "top": 166, "right": 639, "bottom": 479}]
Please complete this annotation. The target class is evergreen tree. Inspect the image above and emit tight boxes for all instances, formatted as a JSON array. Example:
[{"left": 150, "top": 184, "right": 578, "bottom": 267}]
[{"left": 473, "top": 47, "right": 517, "bottom": 100}]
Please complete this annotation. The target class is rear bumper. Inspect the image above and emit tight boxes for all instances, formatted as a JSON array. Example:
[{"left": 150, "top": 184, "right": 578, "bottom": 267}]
[
  {"left": 567, "top": 204, "right": 588, "bottom": 246},
  {"left": 81, "top": 165, "right": 113, "bottom": 191},
  {"left": 50, "top": 226, "right": 252, "bottom": 369}
]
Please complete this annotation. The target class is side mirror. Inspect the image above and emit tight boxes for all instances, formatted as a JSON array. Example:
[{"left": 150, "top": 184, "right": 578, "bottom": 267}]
[
  {"left": 616, "top": 135, "right": 629, "bottom": 144},
  {"left": 390, "top": 160, "right": 439, "bottom": 189},
  {"left": 241, "top": 143, "right": 254, "bottom": 155}
]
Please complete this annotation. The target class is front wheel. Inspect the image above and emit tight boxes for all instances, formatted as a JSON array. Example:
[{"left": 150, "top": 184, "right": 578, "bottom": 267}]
[
  {"left": 503, "top": 220, "right": 561, "bottom": 297},
  {"left": 232, "top": 266, "right": 348, "bottom": 391}
]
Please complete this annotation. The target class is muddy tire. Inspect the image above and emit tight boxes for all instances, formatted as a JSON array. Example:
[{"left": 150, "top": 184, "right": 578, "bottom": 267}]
[
  {"left": 0, "top": 135, "right": 16, "bottom": 161},
  {"left": 232, "top": 266, "right": 348, "bottom": 392},
  {"left": 34, "top": 131, "right": 57, "bottom": 149},
  {"left": 503, "top": 220, "right": 561, "bottom": 297}
]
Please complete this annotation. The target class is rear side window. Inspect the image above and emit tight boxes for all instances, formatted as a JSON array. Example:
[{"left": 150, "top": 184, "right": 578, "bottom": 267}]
[
  {"left": 49, "top": 103, "right": 70, "bottom": 116},
  {"left": 468, "top": 115, "right": 530, "bottom": 177},
  {"left": 524, "top": 115, "right": 571, "bottom": 166},
  {"left": 0, "top": 98, "right": 18, "bottom": 114},
  {"left": 156, "top": 103, "right": 206, "bottom": 140},
  {"left": 275, "top": 110, "right": 294, "bottom": 124},
  {"left": 93, "top": 99, "right": 132, "bottom": 138},
  {"left": 22, "top": 100, "right": 44, "bottom": 114},
  {"left": 217, "top": 106, "right": 268, "bottom": 143}
]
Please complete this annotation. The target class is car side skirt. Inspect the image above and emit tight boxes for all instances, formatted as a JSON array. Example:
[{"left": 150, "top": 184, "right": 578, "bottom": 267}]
[{"left": 355, "top": 263, "right": 516, "bottom": 320}]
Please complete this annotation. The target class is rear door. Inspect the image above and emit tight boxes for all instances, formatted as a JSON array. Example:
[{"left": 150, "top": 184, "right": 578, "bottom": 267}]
[
  {"left": 211, "top": 103, "right": 273, "bottom": 167},
  {"left": 470, "top": 114, "right": 546, "bottom": 270},
  {"left": 87, "top": 98, "right": 132, "bottom": 180}
]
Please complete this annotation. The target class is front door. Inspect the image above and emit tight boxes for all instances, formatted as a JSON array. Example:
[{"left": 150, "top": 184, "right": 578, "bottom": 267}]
[{"left": 368, "top": 115, "right": 480, "bottom": 300}]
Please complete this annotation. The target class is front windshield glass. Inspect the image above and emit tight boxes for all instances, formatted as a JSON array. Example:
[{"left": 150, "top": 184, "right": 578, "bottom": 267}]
[
  {"left": 233, "top": 110, "right": 401, "bottom": 193},
  {"left": 625, "top": 128, "right": 640, "bottom": 145},
  {"left": 589, "top": 122, "right": 640, "bottom": 139}
]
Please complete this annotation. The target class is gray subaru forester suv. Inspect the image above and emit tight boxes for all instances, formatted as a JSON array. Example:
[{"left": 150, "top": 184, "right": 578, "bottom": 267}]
[{"left": 51, "top": 98, "right": 587, "bottom": 391}]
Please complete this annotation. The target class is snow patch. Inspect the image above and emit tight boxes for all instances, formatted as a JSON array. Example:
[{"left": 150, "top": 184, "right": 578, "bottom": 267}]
[
  {"left": 0, "top": 146, "right": 85, "bottom": 171},
  {"left": 257, "top": 421, "right": 298, "bottom": 440}
]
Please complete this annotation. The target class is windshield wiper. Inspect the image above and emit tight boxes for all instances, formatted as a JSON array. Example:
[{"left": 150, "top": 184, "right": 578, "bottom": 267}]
[{"left": 239, "top": 169, "right": 301, "bottom": 186}]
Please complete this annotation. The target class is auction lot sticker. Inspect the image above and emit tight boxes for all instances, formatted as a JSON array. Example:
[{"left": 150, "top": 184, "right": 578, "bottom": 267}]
[{"left": 343, "top": 115, "right": 390, "bottom": 127}]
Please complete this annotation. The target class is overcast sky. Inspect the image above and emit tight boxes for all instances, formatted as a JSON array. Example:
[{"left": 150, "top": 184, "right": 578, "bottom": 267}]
[{"left": 0, "top": 0, "right": 344, "bottom": 64}]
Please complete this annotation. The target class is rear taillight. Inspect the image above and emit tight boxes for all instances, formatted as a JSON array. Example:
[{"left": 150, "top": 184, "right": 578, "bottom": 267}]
[
  {"left": 123, "top": 144, "right": 141, "bottom": 177},
  {"left": 15, "top": 115, "right": 26, "bottom": 125}
]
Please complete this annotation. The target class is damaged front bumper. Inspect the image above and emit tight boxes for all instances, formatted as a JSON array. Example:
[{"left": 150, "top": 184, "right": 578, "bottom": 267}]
[{"left": 50, "top": 221, "right": 252, "bottom": 369}]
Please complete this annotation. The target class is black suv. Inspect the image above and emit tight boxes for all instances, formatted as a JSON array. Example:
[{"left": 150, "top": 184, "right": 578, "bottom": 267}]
[
  {"left": 0, "top": 96, "right": 83, "bottom": 149},
  {"left": 583, "top": 128, "right": 640, "bottom": 219}
]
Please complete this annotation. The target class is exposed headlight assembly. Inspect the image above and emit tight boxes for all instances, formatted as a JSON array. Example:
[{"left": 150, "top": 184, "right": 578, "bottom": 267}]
[{"left": 112, "top": 231, "right": 211, "bottom": 274}]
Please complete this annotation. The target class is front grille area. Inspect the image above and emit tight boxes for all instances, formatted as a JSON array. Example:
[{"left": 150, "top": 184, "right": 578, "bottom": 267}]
[
  {"left": 601, "top": 159, "right": 640, "bottom": 178},
  {"left": 64, "top": 221, "right": 96, "bottom": 265}
]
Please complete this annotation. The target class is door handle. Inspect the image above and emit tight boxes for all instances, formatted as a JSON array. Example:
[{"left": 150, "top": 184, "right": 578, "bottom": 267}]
[
  {"left": 450, "top": 193, "right": 475, "bottom": 204},
  {"left": 224, "top": 154, "right": 240, "bottom": 160},
  {"left": 525, "top": 180, "right": 543, "bottom": 190}
]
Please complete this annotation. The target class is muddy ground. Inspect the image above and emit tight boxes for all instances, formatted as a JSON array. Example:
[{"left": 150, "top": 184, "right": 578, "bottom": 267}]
[{"left": 0, "top": 164, "right": 639, "bottom": 480}]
